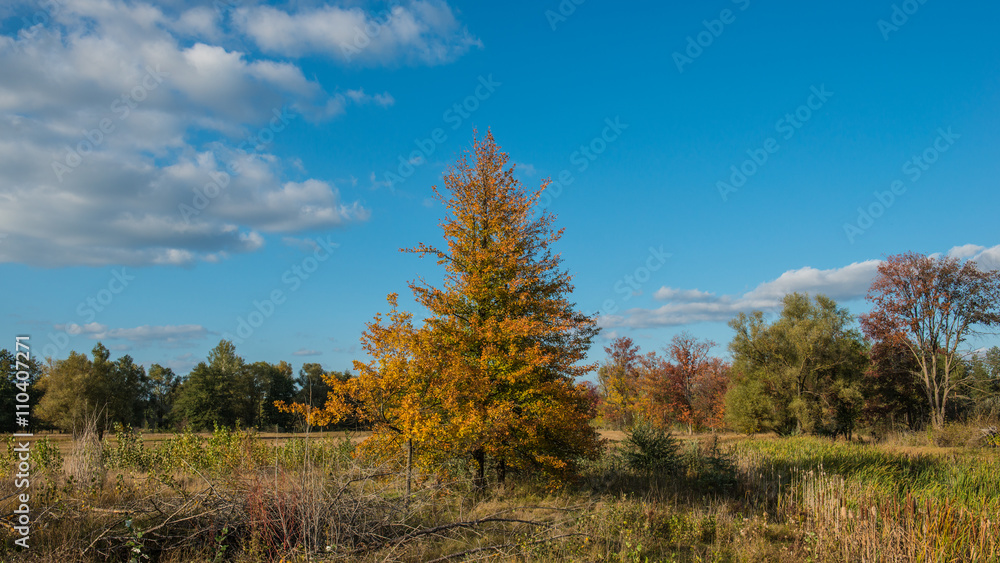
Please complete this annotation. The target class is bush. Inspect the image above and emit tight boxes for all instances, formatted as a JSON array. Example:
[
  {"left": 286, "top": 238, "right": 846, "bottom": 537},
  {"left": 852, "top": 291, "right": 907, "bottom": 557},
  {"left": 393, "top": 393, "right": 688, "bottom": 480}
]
[
  {"left": 105, "top": 423, "right": 153, "bottom": 471},
  {"left": 621, "top": 421, "right": 680, "bottom": 475},
  {"left": 680, "top": 437, "right": 738, "bottom": 494},
  {"left": 928, "top": 422, "right": 980, "bottom": 448},
  {"left": 981, "top": 426, "right": 1000, "bottom": 448}
]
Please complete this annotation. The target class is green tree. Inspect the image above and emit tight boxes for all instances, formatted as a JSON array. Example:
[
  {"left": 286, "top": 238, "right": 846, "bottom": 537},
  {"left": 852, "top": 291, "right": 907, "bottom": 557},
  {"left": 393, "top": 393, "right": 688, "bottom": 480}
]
[
  {"left": 726, "top": 293, "right": 868, "bottom": 437},
  {"left": 246, "top": 360, "right": 296, "bottom": 429},
  {"left": 0, "top": 348, "right": 44, "bottom": 433},
  {"left": 294, "top": 362, "right": 338, "bottom": 408},
  {"left": 146, "top": 364, "right": 180, "bottom": 430},
  {"left": 960, "top": 346, "right": 1000, "bottom": 420},
  {"left": 174, "top": 340, "right": 244, "bottom": 429},
  {"left": 36, "top": 343, "right": 148, "bottom": 435},
  {"left": 95, "top": 347, "right": 148, "bottom": 429}
]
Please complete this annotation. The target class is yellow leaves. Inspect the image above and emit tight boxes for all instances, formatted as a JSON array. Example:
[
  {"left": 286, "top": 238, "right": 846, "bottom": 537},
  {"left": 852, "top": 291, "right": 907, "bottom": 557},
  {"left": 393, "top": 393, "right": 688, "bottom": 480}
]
[
  {"left": 273, "top": 400, "right": 337, "bottom": 427},
  {"left": 306, "top": 132, "right": 605, "bottom": 483}
]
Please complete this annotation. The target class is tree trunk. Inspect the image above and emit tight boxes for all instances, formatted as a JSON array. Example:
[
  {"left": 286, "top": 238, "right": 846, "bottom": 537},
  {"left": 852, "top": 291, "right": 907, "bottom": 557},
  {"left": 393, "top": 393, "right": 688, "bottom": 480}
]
[
  {"left": 473, "top": 448, "right": 486, "bottom": 490},
  {"left": 405, "top": 438, "right": 413, "bottom": 508}
]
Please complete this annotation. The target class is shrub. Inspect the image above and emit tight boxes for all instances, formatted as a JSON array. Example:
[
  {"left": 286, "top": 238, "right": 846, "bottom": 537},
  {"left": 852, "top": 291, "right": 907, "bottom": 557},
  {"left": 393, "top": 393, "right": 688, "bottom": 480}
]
[
  {"left": 928, "top": 422, "right": 979, "bottom": 448},
  {"left": 621, "top": 421, "right": 680, "bottom": 475},
  {"left": 680, "top": 438, "right": 738, "bottom": 494},
  {"left": 106, "top": 423, "right": 153, "bottom": 471}
]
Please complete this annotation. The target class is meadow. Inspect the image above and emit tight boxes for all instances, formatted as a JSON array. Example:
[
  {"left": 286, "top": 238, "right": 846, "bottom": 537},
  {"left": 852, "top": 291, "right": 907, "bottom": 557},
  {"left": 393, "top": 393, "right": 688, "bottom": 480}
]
[{"left": 2, "top": 424, "right": 998, "bottom": 562}]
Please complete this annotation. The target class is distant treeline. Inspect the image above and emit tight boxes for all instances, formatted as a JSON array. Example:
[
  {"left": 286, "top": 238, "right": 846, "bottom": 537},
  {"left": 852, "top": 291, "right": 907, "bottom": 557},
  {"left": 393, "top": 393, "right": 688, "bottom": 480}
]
[
  {"left": 596, "top": 294, "right": 1000, "bottom": 439},
  {"left": 0, "top": 341, "right": 354, "bottom": 434}
]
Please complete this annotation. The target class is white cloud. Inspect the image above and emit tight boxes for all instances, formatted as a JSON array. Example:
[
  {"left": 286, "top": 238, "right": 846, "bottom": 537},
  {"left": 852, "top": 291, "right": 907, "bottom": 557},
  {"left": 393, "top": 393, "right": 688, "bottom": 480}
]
[
  {"left": 0, "top": 0, "right": 425, "bottom": 266},
  {"left": 951, "top": 244, "right": 1000, "bottom": 271},
  {"left": 742, "top": 260, "right": 881, "bottom": 305},
  {"left": 172, "top": 7, "right": 222, "bottom": 40},
  {"left": 947, "top": 244, "right": 986, "bottom": 259},
  {"left": 55, "top": 322, "right": 208, "bottom": 345},
  {"left": 346, "top": 88, "right": 396, "bottom": 107},
  {"left": 233, "top": 1, "right": 481, "bottom": 65},
  {"left": 292, "top": 348, "right": 322, "bottom": 356},
  {"left": 653, "top": 287, "right": 717, "bottom": 302},
  {"left": 602, "top": 247, "right": 1000, "bottom": 330},
  {"left": 515, "top": 162, "right": 537, "bottom": 177},
  {"left": 602, "top": 260, "right": 881, "bottom": 329}
]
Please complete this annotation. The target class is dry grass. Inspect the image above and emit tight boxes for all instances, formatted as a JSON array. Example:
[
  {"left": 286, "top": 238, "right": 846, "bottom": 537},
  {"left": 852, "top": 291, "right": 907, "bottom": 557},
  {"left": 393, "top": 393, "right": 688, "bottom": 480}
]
[
  {"left": 26, "top": 429, "right": 373, "bottom": 457},
  {"left": 2, "top": 425, "right": 997, "bottom": 562}
]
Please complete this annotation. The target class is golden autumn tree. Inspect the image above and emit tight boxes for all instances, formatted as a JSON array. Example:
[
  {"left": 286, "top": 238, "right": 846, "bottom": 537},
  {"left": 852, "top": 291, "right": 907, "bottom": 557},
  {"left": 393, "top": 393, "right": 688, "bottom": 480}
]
[
  {"left": 276, "top": 294, "right": 447, "bottom": 497},
  {"left": 280, "top": 131, "right": 601, "bottom": 488},
  {"left": 405, "top": 130, "right": 601, "bottom": 487},
  {"left": 596, "top": 336, "right": 642, "bottom": 429}
]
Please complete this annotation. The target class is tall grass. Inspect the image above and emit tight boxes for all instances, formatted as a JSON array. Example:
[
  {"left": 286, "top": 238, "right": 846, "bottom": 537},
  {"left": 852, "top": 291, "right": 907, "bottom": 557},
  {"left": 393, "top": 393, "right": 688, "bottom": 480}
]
[
  {"left": 2, "top": 429, "right": 997, "bottom": 561},
  {"left": 729, "top": 436, "right": 1000, "bottom": 562}
]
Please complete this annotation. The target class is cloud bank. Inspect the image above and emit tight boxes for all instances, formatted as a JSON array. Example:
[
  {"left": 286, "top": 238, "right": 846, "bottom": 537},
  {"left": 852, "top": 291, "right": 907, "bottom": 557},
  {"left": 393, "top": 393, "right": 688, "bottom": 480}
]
[
  {"left": 0, "top": 0, "right": 476, "bottom": 266},
  {"left": 602, "top": 244, "right": 1000, "bottom": 329}
]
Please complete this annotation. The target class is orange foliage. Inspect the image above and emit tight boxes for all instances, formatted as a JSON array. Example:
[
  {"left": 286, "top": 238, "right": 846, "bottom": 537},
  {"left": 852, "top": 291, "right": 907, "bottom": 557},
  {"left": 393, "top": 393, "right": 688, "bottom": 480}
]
[
  {"left": 600, "top": 334, "right": 730, "bottom": 433},
  {"left": 280, "top": 131, "right": 602, "bottom": 484},
  {"left": 404, "top": 130, "right": 602, "bottom": 482},
  {"left": 597, "top": 336, "right": 641, "bottom": 428}
]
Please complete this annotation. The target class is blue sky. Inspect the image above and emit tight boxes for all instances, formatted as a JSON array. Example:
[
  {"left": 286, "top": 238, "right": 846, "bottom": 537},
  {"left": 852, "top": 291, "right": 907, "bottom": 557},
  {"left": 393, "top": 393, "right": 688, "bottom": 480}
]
[{"left": 1, "top": 0, "right": 998, "bottom": 378}]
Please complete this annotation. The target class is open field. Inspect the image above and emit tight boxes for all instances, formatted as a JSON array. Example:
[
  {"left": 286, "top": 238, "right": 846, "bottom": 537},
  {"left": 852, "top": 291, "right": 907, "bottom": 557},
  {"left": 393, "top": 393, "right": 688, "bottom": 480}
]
[
  {"left": 17, "top": 429, "right": 375, "bottom": 457},
  {"left": 2, "top": 426, "right": 998, "bottom": 562}
]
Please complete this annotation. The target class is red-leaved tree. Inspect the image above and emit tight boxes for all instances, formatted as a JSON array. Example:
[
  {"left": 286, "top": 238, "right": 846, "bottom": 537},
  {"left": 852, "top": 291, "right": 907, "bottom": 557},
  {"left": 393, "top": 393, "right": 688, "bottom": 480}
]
[{"left": 861, "top": 252, "right": 1000, "bottom": 428}]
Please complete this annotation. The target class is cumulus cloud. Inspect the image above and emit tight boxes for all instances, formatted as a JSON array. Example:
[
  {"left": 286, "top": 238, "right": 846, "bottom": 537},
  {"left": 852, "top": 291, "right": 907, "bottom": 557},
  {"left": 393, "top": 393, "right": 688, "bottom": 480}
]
[
  {"left": 346, "top": 88, "right": 396, "bottom": 107},
  {"left": 652, "top": 287, "right": 717, "bottom": 302},
  {"left": 602, "top": 260, "right": 881, "bottom": 329},
  {"left": 946, "top": 244, "right": 986, "bottom": 260},
  {"left": 233, "top": 1, "right": 481, "bottom": 64},
  {"left": 55, "top": 322, "right": 208, "bottom": 345},
  {"left": 0, "top": 0, "right": 473, "bottom": 266},
  {"left": 952, "top": 244, "right": 1000, "bottom": 271},
  {"left": 602, "top": 246, "right": 1000, "bottom": 330}
]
